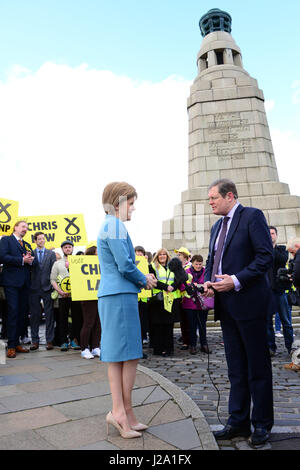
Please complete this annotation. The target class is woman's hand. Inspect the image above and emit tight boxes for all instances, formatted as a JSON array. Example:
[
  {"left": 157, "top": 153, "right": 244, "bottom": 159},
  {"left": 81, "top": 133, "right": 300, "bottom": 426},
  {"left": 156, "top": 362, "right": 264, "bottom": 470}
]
[
  {"left": 167, "top": 285, "right": 174, "bottom": 292},
  {"left": 145, "top": 274, "right": 157, "bottom": 290}
]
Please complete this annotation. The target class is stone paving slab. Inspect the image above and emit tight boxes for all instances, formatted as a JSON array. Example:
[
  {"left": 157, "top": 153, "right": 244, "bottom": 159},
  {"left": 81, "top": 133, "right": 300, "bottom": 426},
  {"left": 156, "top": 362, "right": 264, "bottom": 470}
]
[
  {"left": 0, "top": 429, "right": 56, "bottom": 450},
  {"left": 0, "top": 374, "right": 38, "bottom": 386},
  {"left": 0, "top": 406, "right": 69, "bottom": 437},
  {"left": 0, "top": 343, "right": 217, "bottom": 450},
  {"left": 147, "top": 418, "right": 202, "bottom": 450}
]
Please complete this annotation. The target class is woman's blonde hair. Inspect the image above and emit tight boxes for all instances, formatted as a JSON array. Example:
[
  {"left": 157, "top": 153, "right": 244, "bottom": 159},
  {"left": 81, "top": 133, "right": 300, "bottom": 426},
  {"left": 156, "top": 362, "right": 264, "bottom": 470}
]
[
  {"left": 152, "top": 248, "right": 171, "bottom": 270},
  {"left": 102, "top": 182, "right": 137, "bottom": 214}
]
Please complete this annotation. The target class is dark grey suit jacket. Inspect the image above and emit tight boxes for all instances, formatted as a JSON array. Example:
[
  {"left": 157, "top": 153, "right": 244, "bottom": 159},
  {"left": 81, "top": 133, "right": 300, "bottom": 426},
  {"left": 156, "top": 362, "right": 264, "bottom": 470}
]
[
  {"left": 30, "top": 249, "right": 56, "bottom": 292},
  {"left": 204, "top": 204, "right": 273, "bottom": 321}
]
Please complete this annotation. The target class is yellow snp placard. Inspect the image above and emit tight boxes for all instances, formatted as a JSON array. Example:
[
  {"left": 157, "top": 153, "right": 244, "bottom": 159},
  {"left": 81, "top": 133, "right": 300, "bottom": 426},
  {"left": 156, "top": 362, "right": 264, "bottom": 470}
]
[
  {"left": 135, "top": 255, "right": 152, "bottom": 299},
  {"left": 0, "top": 198, "right": 19, "bottom": 236},
  {"left": 68, "top": 254, "right": 152, "bottom": 302},
  {"left": 19, "top": 214, "right": 88, "bottom": 249},
  {"left": 68, "top": 255, "right": 100, "bottom": 301}
]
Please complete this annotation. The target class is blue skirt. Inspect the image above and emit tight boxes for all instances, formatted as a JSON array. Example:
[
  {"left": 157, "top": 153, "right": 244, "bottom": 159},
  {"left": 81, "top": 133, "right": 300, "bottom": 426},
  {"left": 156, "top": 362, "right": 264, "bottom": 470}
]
[{"left": 98, "top": 293, "right": 143, "bottom": 362}]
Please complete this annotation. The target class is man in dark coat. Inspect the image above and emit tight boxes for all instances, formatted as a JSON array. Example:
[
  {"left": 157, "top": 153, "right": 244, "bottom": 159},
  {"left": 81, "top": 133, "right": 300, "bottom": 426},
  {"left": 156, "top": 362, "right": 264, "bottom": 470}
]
[
  {"left": 203, "top": 179, "right": 274, "bottom": 446},
  {"left": 267, "top": 226, "right": 294, "bottom": 355},
  {"left": 29, "top": 232, "right": 56, "bottom": 350},
  {"left": 287, "top": 238, "right": 300, "bottom": 289},
  {"left": 0, "top": 221, "right": 36, "bottom": 358}
]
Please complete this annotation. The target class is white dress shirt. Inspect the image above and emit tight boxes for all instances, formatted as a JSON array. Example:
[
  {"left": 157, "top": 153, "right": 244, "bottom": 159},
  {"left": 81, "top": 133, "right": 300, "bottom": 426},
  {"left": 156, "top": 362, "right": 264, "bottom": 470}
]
[{"left": 214, "top": 202, "right": 242, "bottom": 291}]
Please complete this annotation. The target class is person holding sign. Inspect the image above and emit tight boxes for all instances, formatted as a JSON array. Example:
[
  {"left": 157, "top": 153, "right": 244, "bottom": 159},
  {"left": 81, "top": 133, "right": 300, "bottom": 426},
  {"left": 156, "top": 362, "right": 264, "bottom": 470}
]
[
  {"left": 80, "top": 245, "right": 101, "bottom": 360},
  {"left": 50, "top": 240, "right": 82, "bottom": 351},
  {"left": 98, "top": 182, "right": 157, "bottom": 439}
]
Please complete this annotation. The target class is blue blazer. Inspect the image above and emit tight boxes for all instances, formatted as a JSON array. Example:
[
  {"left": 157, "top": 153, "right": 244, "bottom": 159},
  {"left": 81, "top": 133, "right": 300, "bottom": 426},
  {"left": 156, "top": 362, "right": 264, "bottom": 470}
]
[
  {"left": 97, "top": 215, "right": 147, "bottom": 297},
  {"left": 204, "top": 205, "right": 273, "bottom": 321},
  {"left": 0, "top": 235, "right": 36, "bottom": 288}
]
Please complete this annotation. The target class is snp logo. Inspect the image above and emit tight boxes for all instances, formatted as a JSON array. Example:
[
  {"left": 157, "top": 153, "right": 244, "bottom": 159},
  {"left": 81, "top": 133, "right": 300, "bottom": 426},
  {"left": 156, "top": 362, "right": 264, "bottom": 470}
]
[{"left": 0, "top": 202, "right": 12, "bottom": 224}]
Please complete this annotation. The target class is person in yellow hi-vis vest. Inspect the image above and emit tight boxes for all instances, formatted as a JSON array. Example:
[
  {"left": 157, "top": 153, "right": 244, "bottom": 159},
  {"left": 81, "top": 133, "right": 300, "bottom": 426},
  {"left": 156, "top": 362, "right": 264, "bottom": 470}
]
[
  {"left": 174, "top": 246, "right": 192, "bottom": 351},
  {"left": 148, "top": 248, "right": 181, "bottom": 357},
  {"left": 135, "top": 246, "right": 149, "bottom": 346}
]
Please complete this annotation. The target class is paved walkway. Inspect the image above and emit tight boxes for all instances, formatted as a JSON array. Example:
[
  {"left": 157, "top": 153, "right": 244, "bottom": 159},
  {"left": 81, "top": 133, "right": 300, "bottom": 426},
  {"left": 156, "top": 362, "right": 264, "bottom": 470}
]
[
  {"left": 1, "top": 324, "right": 300, "bottom": 450},
  {"left": 0, "top": 345, "right": 217, "bottom": 450},
  {"left": 143, "top": 328, "right": 300, "bottom": 451}
]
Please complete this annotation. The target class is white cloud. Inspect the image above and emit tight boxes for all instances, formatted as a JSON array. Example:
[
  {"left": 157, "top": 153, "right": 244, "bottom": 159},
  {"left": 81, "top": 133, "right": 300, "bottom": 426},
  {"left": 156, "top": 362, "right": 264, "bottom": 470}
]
[
  {"left": 292, "top": 80, "right": 300, "bottom": 105},
  {"left": 0, "top": 62, "right": 191, "bottom": 252},
  {"left": 270, "top": 129, "right": 300, "bottom": 196},
  {"left": 265, "top": 99, "right": 275, "bottom": 112},
  {"left": 1, "top": 62, "right": 299, "bottom": 253}
]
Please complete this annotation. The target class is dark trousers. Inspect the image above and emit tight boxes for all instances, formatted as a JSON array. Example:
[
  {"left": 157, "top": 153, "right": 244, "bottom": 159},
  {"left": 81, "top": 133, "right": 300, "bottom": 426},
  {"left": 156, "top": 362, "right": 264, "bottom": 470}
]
[
  {"left": 220, "top": 312, "right": 274, "bottom": 431},
  {"left": 185, "top": 309, "right": 208, "bottom": 347},
  {"left": 53, "top": 307, "right": 60, "bottom": 346},
  {"left": 4, "top": 285, "right": 29, "bottom": 349},
  {"left": 29, "top": 290, "right": 55, "bottom": 344},
  {"left": 267, "top": 290, "right": 294, "bottom": 353},
  {"left": 0, "top": 299, "right": 7, "bottom": 338},
  {"left": 152, "top": 323, "right": 174, "bottom": 355},
  {"left": 138, "top": 300, "right": 149, "bottom": 341},
  {"left": 179, "top": 307, "right": 190, "bottom": 345},
  {"left": 80, "top": 300, "right": 101, "bottom": 350},
  {"left": 58, "top": 298, "right": 82, "bottom": 345}
]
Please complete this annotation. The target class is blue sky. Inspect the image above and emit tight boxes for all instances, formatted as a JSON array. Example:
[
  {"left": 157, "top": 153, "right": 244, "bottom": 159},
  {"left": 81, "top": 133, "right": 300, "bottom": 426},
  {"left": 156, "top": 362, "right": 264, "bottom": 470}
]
[{"left": 0, "top": 1, "right": 299, "bottom": 250}]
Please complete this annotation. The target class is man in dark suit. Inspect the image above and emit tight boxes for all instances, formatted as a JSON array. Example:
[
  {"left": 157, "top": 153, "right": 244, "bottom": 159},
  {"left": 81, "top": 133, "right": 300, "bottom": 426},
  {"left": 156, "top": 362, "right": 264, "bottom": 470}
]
[
  {"left": 29, "top": 232, "right": 56, "bottom": 351},
  {"left": 0, "top": 221, "right": 36, "bottom": 358},
  {"left": 203, "top": 179, "right": 274, "bottom": 446}
]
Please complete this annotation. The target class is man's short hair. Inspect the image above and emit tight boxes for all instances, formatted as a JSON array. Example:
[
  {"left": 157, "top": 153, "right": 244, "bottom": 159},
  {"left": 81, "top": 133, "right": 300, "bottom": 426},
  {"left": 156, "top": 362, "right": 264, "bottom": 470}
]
[
  {"left": 33, "top": 231, "right": 45, "bottom": 241},
  {"left": 191, "top": 254, "right": 203, "bottom": 263},
  {"left": 13, "top": 220, "right": 27, "bottom": 231},
  {"left": 135, "top": 245, "right": 145, "bottom": 255},
  {"left": 209, "top": 179, "right": 238, "bottom": 199},
  {"left": 269, "top": 226, "right": 278, "bottom": 235}
]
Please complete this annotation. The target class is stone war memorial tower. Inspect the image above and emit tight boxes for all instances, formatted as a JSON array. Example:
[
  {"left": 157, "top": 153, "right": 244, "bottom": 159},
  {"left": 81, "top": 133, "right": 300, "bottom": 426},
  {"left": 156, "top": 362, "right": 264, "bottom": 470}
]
[{"left": 162, "top": 8, "right": 300, "bottom": 258}]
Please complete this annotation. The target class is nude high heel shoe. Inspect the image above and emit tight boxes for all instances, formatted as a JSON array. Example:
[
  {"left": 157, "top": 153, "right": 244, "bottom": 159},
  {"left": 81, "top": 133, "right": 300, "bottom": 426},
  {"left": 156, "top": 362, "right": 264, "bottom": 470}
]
[
  {"left": 131, "top": 423, "right": 148, "bottom": 431},
  {"left": 106, "top": 412, "right": 142, "bottom": 439}
]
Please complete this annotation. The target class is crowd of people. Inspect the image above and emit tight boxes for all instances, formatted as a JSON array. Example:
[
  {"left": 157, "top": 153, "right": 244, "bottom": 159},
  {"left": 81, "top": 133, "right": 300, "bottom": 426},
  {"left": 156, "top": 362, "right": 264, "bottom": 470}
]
[
  {"left": 0, "top": 220, "right": 217, "bottom": 361},
  {"left": 1, "top": 220, "right": 299, "bottom": 363},
  {"left": 1, "top": 179, "right": 300, "bottom": 445},
  {"left": 0, "top": 224, "right": 101, "bottom": 359}
]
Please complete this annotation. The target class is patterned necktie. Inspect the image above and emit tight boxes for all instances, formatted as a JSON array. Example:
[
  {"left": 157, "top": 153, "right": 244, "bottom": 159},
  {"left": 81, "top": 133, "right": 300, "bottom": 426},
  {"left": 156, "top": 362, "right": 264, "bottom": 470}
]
[
  {"left": 211, "top": 216, "right": 230, "bottom": 282},
  {"left": 18, "top": 239, "right": 23, "bottom": 247}
]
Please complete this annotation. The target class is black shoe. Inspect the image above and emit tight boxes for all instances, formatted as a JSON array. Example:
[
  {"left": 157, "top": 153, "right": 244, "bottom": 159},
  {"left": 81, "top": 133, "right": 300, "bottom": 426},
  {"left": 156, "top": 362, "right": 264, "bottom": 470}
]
[
  {"left": 250, "top": 428, "right": 270, "bottom": 446},
  {"left": 200, "top": 345, "right": 210, "bottom": 354},
  {"left": 190, "top": 347, "right": 197, "bottom": 355},
  {"left": 213, "top": 424, "right": 251, "bottom": 440},
  {"left": 180, "top": 345, "right": 189, "bottom": 350}
]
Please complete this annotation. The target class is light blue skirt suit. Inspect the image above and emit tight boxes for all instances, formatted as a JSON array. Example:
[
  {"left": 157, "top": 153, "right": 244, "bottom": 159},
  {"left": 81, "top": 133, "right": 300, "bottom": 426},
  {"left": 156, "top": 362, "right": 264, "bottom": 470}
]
[{"left": 97, "top": 215, "right": 147, "bottom": 362}]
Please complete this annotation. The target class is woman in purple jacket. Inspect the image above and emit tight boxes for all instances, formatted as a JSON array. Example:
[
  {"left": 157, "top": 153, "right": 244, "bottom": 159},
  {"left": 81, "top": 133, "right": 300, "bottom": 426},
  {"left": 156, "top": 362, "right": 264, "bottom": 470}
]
[{"left": 181, "top": 255, "right": 213, "bottom": 355}]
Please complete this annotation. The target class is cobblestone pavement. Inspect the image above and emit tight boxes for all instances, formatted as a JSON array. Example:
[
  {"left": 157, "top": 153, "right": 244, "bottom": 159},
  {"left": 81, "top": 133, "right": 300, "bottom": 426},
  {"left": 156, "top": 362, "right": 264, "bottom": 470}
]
[
  {"left": 143, "top": 328, "right": 300, "bottom": 450},
  {"left": 11, "top": 322, "right": 300, "bottom": 450}
]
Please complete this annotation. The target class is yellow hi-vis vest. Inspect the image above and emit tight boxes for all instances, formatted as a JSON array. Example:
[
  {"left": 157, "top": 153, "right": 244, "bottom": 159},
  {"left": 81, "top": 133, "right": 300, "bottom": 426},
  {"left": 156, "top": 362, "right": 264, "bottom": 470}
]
[
  {"left": 285, "top": 260, "right": 296, "bottom": 294},
  {"left": 151, "top": 263, "right": 181, "bottom": 299}
]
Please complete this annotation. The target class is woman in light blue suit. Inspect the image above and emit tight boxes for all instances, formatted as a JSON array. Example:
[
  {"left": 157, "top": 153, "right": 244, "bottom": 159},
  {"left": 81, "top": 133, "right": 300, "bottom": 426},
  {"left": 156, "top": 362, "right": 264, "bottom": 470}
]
[{"left": 98, "top": 182, "right": 157, "bottom": 439}]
